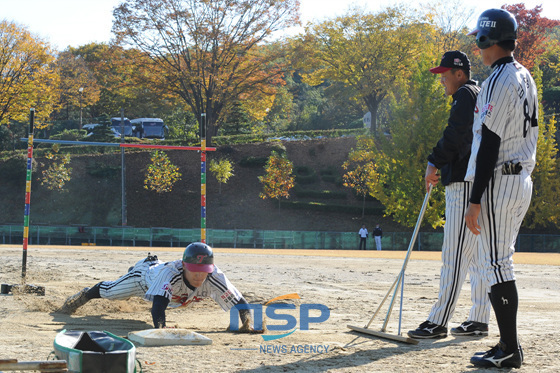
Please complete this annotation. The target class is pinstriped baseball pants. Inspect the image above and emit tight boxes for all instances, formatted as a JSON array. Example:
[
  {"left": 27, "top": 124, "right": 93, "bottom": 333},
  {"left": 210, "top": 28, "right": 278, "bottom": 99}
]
[
  {"left": 99, "top": 260, "right": 158, "bottom": 300},
  {"left": 478, "top": 171, "right": 532, "bottom": 287},
  {"left": 428, "top": 182, "right": 491, "bottom": 327}
]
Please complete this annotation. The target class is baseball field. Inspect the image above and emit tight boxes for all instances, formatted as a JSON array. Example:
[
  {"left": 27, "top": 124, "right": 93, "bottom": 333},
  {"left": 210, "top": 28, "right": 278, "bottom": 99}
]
[{"left": 1, "top": 245, "right": 559, "bottom": 372}]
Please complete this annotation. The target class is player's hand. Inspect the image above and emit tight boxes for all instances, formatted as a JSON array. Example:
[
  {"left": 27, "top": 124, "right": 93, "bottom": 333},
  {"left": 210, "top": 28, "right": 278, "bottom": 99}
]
[
  {"left": 227, "top": 317, "right": 267, "bottom": 334},
  {"left": 425, "top": 164, "right": 439, "bottom": 191},
  {"left": 465, "top": 203, "right": 481, "bottom": 235},
  {"left": 238, "top": 324, "right": 265, "bottom": 334}
]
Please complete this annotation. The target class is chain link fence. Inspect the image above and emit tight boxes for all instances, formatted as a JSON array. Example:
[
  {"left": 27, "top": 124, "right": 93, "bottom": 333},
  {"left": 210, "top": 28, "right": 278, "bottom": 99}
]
[{"left": 1, "top": 224, "right": 559, "bottom": 252}]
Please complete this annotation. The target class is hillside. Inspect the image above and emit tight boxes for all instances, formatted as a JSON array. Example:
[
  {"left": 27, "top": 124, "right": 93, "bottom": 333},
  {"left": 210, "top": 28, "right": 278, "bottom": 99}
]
[{"left": 0, "top": 137, "right": 411, "bottom": 233}]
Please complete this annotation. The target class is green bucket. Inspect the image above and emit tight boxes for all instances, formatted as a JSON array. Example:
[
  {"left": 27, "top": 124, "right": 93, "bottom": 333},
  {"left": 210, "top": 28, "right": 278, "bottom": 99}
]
[{"left": 53, "top": 330, "right": 136, "bottom": 373}]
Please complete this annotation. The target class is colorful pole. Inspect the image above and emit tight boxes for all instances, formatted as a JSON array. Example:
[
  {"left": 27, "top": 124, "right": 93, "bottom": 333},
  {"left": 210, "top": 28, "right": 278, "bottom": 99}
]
[
  {"left": 200, "top": 113, "right": 207, "bottom": 244},
  {"left": 20, "top": 138, "right": 217, "bottom": 151},
  {"left": 22, "top": 109, "right": 35, "bottom": 282}
]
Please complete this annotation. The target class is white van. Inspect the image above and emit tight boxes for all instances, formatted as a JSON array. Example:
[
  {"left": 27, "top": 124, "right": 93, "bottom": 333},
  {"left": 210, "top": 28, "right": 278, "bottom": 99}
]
[{"left": 130, "top": 118, "right": 168, "bottom": 139}]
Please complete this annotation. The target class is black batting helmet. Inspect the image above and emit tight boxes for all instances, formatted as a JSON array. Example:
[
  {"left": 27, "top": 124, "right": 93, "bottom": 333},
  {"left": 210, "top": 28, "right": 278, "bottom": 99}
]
[
  {"left": 468, "top": 9, "right": 517, "bottom": 49},
  {"left": 182, "top": 242, "right": 214, "bottom": 273}
]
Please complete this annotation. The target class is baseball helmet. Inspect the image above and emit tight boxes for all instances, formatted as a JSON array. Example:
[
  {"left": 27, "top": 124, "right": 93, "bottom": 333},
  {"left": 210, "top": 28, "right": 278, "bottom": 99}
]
[
  {"left": 182, "top": 242, "right": 214, "bottom": 273},
  {"left": 468, "top": 9, "right": 517, "bottom": 49}
]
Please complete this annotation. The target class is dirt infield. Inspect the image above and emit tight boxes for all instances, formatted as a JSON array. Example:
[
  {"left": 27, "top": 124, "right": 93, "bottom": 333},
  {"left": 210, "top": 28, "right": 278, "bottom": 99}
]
[{"left": 1, "top": 245, "right": 559, "bottom": 372}]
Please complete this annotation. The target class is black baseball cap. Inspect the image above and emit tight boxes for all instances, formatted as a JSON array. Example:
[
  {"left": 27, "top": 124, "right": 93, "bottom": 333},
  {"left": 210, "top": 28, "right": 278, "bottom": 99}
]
[{"left": 429, "top": 51, "right": 471, "bottom": 74}]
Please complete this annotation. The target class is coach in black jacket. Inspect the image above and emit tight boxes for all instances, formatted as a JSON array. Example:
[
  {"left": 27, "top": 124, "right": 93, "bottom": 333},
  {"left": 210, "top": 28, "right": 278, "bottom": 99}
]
[{"left": 408, "top": 51, "right": 491, "bottom": 339}]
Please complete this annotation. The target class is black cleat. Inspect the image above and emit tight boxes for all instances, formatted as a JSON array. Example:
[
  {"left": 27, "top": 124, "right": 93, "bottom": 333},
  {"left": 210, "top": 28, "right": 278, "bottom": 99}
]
[
  {"left": 451, "top": 321, "right": 488, "bottom": 336},
  {"left": 407, "top": 321, "right": 447, "bottom": 339},
  {"left": 470, "top": 341, "right": 523, "bottom": 368}
]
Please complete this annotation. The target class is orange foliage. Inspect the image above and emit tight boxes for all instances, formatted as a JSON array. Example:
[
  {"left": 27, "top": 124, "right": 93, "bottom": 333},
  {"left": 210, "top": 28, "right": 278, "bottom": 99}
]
[{"left": 503, "top": 4, "right": 560, "bottom": 70}]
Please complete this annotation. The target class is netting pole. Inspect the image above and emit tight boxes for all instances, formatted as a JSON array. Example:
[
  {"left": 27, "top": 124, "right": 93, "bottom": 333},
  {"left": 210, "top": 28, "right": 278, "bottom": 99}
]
[
  {"left": 22, "top": 108, "right": 35, "bottom": 283},
  {"left": 120, "top": 108, "right": 127, "bottom": 226},
  {"left": 200, "top": 113, "right": 207, "bottom": 244}
]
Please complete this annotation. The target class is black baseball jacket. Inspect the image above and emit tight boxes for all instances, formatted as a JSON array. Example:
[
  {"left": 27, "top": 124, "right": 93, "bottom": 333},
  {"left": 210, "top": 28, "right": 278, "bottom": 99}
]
[{"left": 427, "top": 80, "right": 480, "bottom": 186}]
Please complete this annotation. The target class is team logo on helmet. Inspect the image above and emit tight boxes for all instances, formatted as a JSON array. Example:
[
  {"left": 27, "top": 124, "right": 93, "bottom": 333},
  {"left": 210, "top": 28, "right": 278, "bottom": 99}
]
[{"left": 196, "top": 254, "right": 207, "bottom": 263}]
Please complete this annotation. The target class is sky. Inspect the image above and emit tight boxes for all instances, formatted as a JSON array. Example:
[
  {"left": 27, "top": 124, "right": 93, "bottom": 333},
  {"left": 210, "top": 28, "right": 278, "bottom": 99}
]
[{"left": 2, "top": 0, "right": 560, "bottom": 50}]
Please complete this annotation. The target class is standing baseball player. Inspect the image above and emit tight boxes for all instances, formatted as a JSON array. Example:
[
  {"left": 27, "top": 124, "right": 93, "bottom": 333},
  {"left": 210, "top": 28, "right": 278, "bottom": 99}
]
[
  {"left": 465, "top": 9, "right": 537, "bottom": 368},
  {"left": 59, "top": 243, "right": 262, "bottom": 333},
  {"left": 408, "top": 51, "right": 491, "bottom": 339}
]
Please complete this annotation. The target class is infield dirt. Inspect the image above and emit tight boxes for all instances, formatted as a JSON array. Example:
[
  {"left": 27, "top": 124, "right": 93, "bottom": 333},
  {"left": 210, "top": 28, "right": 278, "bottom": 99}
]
[{"left": 1, "top": 245, "right": 559, "bottom": 372}]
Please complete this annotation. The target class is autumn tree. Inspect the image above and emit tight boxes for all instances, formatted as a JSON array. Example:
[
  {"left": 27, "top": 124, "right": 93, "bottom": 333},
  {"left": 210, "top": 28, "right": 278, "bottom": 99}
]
[
  {"left": 0, "top": 20, "right": 59, "bottom": 127},
  {"left": 112, "top": 0, "right": 300, "bottom": 145},
  {"left": 144, "top": 151, "right": 182, "bottom": 193},
  {"left": 422, "top": 0, "right": 477, "bottom": 54},
  {"left": 297, "top": 6, "right": 428, "bottom": 134},
  {"left": 55, "top": 50, "right": 101, "bottom": 126},
  {"left": 209, "top": 157, "right": 234, "bottom": 194},
  {"left": 503, "top": 4, "right": 560, "bottom": 71},
  {"left": 342, "top": 161, "right": 375, "bottom": 218},
  {"left": 259, "top": 151, "right": 295, "bottom": 209},
  {"left": 66, "top": 43, "right": 178, "bottom": 121}
]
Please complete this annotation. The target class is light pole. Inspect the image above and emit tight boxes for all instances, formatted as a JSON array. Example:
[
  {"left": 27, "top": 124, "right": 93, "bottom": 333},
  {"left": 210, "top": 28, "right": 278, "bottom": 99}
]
[{"left": 78, "top": 87, "right": 84, "bottom": 129}]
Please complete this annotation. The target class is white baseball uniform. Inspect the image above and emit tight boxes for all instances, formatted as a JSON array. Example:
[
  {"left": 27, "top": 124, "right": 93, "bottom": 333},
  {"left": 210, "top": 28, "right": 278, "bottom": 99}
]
[
  {"left": 426, "top": 81, "right": 490, "bottom": 327},
  {"left": 465, "top": 57, "right": 538, "bottom": 287},
  {"left": 99, "top": 258, "right": 243, "bottom": 311}
]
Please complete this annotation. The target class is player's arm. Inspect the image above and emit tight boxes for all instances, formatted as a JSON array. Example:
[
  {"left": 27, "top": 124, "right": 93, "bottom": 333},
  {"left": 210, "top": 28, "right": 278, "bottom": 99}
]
[
  {"left": 151, "top": 295, "right": 170, "bottom": 328},
  {"left": 465, "top": 124, "right": 500, "bottom": 235},
  {"left": 470, "top": 124, "right": 500, "bottom": 204},
  {"left": 236, "top": 297, "right": 252, "bottom": 327}
]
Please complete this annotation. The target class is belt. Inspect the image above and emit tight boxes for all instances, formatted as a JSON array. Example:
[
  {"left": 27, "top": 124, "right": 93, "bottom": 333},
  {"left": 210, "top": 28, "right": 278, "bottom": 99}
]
[{"left": 502, "top": 162, "right": 522, "bottom": 175}]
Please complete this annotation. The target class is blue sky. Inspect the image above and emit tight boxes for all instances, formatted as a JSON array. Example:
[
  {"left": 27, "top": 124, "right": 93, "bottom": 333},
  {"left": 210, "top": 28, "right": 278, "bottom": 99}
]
[{"left": 2, "top": 0, "right": 559, "bottom": 50}]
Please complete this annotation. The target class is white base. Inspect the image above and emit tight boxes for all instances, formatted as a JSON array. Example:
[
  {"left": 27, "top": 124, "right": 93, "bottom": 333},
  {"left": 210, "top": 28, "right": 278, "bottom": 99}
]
[{"left": 128, "top": 328, "right": 212, "bottom": 346}]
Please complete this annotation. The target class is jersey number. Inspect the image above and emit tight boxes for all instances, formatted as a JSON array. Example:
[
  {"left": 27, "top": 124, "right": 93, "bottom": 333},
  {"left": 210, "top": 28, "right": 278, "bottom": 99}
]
[{"left": 523, "top": 99, "right": 538, "bottom": 138}]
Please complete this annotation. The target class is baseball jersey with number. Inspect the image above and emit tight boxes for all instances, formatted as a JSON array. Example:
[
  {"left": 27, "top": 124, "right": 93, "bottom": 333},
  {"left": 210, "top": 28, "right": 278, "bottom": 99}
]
[
  {"left": 465, "top": 57, "right": 538, "bottom": 181},
  {"left": 464, "top": 56, "right": 538, "bottom": 287},
  {"left": 143, "top": 260, "right": 243, "bottom": 311}
]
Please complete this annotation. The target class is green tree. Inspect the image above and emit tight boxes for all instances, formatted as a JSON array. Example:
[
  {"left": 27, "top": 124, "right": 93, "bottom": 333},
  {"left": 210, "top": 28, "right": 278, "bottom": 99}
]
[
  {"left": 113, "top": 0, "right": 300, "bottom": 145},
  {"left": 259, "top": 151, "right": 295, "bottom": 209},
  {"left": 345, "top": 55, "right": 449, "bottom": 228},
  {"left": 40, "top": 144, "right": 72, "bottom": 192},
  {"left": 524, "top": 67, "right": 560, "bottom": 228},
  {"left": 298, "top": 6, "right": 428, "bottom": 134},
  {"left": 144, "top": 151, "right": 182, "bottom": 193},
  {"left": 209, "top": 158, "right": 234, "bottom": 194}
]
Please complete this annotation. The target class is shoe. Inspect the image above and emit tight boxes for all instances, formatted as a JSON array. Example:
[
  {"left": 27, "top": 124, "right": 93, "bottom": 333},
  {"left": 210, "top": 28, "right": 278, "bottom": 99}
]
[
  {"left": 451, "top": 321, "right": 488, "bottom": 336},
  {"left": 59, "top": 287, "right": 90, "bottom": 314},
  {"left": 470, "top": 341, "right": 523, "bottom": 368},
  {"left": 407, "top": 321, "right": 447, "bottom": 339}
]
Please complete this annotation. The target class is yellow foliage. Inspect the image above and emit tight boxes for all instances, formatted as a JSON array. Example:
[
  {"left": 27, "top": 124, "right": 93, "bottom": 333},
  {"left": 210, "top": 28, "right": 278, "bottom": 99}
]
[
  {"left": 0, "top": 20, "right": 59, "bottom": 127},
  {"left": 144, "top": 151, "right": 182, "bottom": 193}
]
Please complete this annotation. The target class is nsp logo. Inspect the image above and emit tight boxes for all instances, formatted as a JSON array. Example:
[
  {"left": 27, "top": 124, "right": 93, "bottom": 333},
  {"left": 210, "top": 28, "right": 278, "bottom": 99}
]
[{"left": 229, "top": 293, "right": 330, "bottom": 341}]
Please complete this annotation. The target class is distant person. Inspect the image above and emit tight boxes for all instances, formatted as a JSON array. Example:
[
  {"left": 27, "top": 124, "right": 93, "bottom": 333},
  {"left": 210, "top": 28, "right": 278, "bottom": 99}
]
[
  {"left": 358, "top": 224, "right": 368, "bottom": 250},
  {"left": 59, "top": 243, "right": 262, "bottom": 333},
  {"left": 373, "top": 224, "right": 382, "bottom": 251}
]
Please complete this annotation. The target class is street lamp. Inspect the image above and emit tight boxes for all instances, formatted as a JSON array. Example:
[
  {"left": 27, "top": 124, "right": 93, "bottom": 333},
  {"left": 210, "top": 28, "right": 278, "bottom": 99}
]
[{"left": 78, "top": 87, "right": 84, "bottom": 129}]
